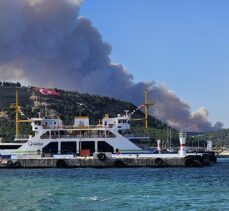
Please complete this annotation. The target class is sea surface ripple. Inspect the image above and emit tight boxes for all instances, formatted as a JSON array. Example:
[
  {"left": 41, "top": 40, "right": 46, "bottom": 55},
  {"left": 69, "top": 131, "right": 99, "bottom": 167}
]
[{"left": 0, "top": 158, "right": 228, "bottom": 211}]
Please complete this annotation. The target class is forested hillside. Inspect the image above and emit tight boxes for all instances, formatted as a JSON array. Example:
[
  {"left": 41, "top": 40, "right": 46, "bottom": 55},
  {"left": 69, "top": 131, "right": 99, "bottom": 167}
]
[
  {"left": 1, "top": 82, "right": 227, "bottom": 148},
  {"left": 0, "top": 82, "right": 173, "bottom": 143}
]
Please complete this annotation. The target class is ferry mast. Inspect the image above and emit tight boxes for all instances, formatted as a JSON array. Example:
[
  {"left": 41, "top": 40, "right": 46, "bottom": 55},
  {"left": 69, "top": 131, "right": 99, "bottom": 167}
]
[
  {"left": 131, "top": 88, "right": 153, "bottom": 132},
  {"left": 10, "top": 89, "right": 31, "bottom": 139}
]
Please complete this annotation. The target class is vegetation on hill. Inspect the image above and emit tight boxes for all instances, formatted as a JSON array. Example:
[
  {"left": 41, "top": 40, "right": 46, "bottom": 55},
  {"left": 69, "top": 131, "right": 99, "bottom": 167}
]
[
  {"left": 188, "top": 130, "right": 229, "bottom": 148},
  {"left": 1, "top": 82, "right": 227, "bottom": 149},
  {"left": 0, "top": 82, "right": 176, "bottom": 144}
]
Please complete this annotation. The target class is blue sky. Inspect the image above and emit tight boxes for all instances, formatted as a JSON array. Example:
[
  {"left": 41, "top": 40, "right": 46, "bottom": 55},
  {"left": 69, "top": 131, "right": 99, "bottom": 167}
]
[{"left": 80, "top": 0, "right": 229, "bottom": 128}]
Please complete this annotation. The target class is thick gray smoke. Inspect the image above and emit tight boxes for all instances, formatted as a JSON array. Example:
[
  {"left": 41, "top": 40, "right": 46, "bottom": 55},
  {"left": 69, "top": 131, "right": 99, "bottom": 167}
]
[{"left": 0, "top": 0, "right": 223, "bottom": 132}]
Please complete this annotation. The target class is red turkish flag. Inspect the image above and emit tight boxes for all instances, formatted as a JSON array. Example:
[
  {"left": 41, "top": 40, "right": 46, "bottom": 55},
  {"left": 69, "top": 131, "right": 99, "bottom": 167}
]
[
  {"left": 138, "top": 104, "right": 145, "bottom": 109},
  {"left": 33, "top": 87, "right": 60, "bottom": 96}
]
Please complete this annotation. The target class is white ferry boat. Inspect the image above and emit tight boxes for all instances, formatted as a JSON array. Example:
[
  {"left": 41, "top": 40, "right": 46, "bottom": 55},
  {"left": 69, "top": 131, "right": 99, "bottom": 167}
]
[{"left": 0, "top": 113, "right": 151, "bottom": 157}]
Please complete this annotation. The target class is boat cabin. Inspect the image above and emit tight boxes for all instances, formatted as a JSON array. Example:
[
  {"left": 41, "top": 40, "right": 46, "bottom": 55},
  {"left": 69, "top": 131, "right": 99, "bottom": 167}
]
[
  {"left": 102, "top": 114, "right": 130, "bottom": 130},
  {"left": 31, "top": 118, "right": 63, "bottom": 131}
]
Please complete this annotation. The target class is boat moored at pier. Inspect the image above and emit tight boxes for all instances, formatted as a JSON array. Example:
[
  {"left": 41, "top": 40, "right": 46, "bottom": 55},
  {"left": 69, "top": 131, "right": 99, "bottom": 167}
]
[{"left": 0, "top": 113, "right": 151, "bottom": 157}]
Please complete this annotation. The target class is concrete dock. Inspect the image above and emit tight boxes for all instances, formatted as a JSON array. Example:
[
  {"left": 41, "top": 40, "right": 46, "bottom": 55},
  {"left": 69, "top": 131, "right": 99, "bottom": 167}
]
[{"left": 0, "top": 153, "right": 216, "bottom": 168}]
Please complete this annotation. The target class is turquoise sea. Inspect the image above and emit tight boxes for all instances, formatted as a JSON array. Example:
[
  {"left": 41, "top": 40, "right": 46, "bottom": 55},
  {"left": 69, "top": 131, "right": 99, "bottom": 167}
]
[{"left": 0, "top": 159, "right": 228, "bottom": 211}]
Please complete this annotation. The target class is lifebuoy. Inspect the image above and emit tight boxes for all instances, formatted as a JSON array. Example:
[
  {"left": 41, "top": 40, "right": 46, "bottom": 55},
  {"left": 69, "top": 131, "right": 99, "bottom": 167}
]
[
  {"left": 155, "top": 158, "right": 163, "bottom": 166},
  {"left": 98, "top": 153, "right": 106, "bottom": 161}
]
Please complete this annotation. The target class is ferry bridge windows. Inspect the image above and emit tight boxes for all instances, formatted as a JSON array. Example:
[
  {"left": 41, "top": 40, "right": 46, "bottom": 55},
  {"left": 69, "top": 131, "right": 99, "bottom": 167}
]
[
  {"left": 51, "top": 131, "right": 59, "bottom": 139},
  {"left": 61, "top": 142, "right": 76, "bottom": 154},
  {"left": 34, "top": 121, "right": 41, "bottom": 126},
  {"left": 42, "top": 142, "right": 58, "bottom": 154},
  {"left": 80, "top": 141, "right": 95, "bottom": 156},
  {"left": 98, "top": 141, "right": 114, "bottom": 153},
  {"left": 118, "top": 119, "right": 127, "bottom": 124}
]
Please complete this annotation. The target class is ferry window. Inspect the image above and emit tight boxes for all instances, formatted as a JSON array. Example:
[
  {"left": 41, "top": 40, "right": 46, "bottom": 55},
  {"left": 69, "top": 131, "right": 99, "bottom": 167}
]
[
  {"left": 50, "top": 131, "right": 58, "bottom": 138},
  {"left": 0, "top": 145, "right": 22, "bottom": 150},
  {"left": 35, "top": 121, "right": 41, "bottom": 126},
  {"left": 118, "top": 130, "right": 124, "bottom": 135},
  {"left": 61, "top": 142, "right": 76, "bottom": 154},
  {"left": 42, "top": 142, "right": 58, "bottom": 154},
  {"left": 98, "top": 141, "right": 114, "bottom": 153},
  {"left": 41, "top": 131, "right": 50, "bottom": 139},
  {"left": 60, "top": 130, "right": 67, "bottom": 136},
  {"left": 80, "top": 141, "right": 95, "bottom": 155}
]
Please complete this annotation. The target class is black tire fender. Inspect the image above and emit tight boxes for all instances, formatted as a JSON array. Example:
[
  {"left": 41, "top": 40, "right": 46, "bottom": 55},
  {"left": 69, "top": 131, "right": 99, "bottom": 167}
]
[
  {"left": 114, "top": 160, "right": 126, "bottom": 168},
  {"left": 98, "top": 153, "right": 106, "bottom": 161},
  {"left": 185, "top": 158, "right": 194, "bottom": 167},
  {"left": 7, "top": 160, "right": 13, "bottom": 167},
  {"left": 193, "top": 157, "right": 203, "bottom": 167},
  {"left": 56, "top": 159, "right": 68, "bottom": 168},
  {"left": 155, "top": 158, "right": 163, "bottom": 166},
  {"left": 14, "top": 161, "right": 21, "bottom": 168}
]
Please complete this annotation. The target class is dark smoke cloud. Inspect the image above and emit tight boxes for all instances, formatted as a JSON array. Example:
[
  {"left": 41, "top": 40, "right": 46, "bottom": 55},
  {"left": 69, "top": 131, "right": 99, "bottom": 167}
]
[{"left": 0, "top": 0, "right": 223, "bottom": 132}]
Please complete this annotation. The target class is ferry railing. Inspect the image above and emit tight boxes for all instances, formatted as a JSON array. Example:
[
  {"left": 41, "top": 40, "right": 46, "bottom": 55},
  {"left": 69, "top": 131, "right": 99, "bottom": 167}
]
[
  {"left": 14, "top": 135, "right": 30, "bottom": 140},
  {"left": 123, "top": 133, "right": 149, "bottom": 138},
  {"left": 41, "top": 125, "right": 106, "bottom": 130},
  {"left": 41, "top": 134, "right": 116, "bottom": 139}
]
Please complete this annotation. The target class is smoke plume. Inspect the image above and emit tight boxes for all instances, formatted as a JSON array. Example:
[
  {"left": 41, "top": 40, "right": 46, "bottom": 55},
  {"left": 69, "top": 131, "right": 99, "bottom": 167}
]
[{"left": 0, "top": 0, "right": 223, "bottom": 131}]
